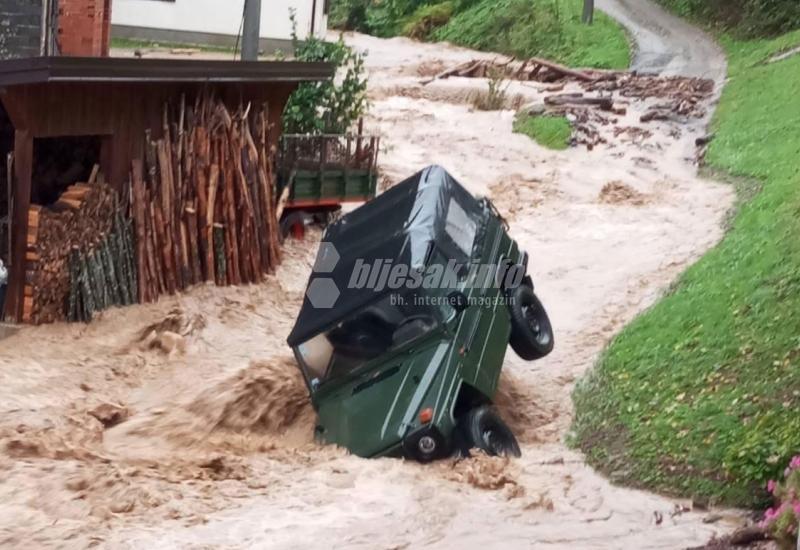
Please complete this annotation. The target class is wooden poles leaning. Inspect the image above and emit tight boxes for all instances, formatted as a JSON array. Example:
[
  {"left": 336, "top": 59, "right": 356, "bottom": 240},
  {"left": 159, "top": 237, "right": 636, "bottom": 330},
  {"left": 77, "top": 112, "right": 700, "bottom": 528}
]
[{"left": 129, "top": 93, "right": 282, "bottom": 303}]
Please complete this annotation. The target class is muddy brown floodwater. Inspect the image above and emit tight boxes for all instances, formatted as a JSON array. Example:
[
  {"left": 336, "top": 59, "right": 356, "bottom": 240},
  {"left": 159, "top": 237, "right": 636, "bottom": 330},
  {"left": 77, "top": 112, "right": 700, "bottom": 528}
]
[{"left": 0, "top": 31, "right": 741, "bottom": 550}]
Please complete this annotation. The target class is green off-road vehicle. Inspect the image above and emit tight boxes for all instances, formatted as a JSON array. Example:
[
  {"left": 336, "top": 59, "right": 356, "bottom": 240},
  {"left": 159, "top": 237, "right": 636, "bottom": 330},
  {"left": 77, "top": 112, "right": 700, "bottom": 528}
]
[{"left": 287, "top": 166, "right": 553, "bottom": 461}]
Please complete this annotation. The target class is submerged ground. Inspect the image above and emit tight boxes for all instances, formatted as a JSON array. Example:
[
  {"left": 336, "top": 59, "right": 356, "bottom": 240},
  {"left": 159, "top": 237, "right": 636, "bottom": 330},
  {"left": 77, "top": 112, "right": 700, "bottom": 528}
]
[{"left": 0, "top": 4, "right": 749, "bottom": 549}]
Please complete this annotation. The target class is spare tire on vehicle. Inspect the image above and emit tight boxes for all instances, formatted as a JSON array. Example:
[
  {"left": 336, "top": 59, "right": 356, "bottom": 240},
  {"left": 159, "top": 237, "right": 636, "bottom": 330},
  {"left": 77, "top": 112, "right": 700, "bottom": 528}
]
[{"left": 508, "top": 284, "right": 554, "bottom": 361}]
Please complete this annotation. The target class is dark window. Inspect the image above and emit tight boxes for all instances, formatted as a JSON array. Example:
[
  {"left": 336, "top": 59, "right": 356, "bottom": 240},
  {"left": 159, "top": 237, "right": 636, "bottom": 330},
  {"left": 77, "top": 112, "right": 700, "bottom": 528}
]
[
  {"left": 32, "top": 136, "right": 102, "bottom": 206},
  {"left": 0, "top": 102, "right": 13, "bottom": 265}
]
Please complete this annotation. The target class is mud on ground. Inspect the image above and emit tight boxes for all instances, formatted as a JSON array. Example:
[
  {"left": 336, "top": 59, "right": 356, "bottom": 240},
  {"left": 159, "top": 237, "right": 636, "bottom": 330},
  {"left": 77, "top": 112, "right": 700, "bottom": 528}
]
[{"left": 0, "top": 28, "right": 743, "bottom": 550}]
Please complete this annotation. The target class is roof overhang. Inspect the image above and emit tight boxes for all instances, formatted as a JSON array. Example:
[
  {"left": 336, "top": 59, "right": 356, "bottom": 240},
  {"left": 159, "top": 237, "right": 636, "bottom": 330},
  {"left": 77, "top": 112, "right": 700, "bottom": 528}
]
[{"left": 0, "top": 56, "right": 335, "bottom": 87}]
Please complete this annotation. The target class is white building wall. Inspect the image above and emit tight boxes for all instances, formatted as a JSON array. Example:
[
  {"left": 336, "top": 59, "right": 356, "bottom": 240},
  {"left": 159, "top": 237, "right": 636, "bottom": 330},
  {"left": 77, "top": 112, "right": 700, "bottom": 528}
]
[{"left": 111, "top": 0, "right": 327, "bottom": 43}]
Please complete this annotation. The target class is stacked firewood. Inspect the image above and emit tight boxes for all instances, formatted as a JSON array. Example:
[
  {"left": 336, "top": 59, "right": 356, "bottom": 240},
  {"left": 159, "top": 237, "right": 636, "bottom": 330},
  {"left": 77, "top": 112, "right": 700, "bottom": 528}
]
[
  {"left": 130, "top": 94, "right": 281, "bottom": 303},
  {"left": 67, "top": 208, "right": 137, "bottom": 323},
  {"left": 24, "top": 182, "right": 118, "bottom": 323}
]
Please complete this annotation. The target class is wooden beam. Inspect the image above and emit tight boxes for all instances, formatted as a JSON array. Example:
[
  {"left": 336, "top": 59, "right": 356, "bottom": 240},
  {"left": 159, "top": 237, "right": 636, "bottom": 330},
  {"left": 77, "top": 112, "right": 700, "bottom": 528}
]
[
  {"left": 3, "top": 129, "right": 33, "bottom": 322},
  {"left": 0, "top": 88, "right": 29, "bottom": 130}
]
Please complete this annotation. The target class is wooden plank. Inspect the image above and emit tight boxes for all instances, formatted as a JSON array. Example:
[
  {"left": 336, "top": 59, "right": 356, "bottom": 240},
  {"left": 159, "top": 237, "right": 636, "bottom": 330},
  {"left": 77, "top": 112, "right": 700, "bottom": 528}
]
[
  {"left": 131, "top": 160, "right": 148, "bottom": 302},
  {"left": 4, "top": 129, "right": 33, "bottom": 322}
]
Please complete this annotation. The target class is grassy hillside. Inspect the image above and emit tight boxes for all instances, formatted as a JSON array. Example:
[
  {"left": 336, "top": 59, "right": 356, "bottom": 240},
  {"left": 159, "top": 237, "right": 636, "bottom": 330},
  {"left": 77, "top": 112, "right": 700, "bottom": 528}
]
[
  {"left": 434, "top": 0, "right": 629, "bottom": 69},
  {"left": 655, "top": 0, "right": 800, "bottom": 37},
  {"left": 331, "top": 0, "right": 630, "bottom": 70},
  {"left": 571, "top": 29, "right": 800, "bottom": 507}
]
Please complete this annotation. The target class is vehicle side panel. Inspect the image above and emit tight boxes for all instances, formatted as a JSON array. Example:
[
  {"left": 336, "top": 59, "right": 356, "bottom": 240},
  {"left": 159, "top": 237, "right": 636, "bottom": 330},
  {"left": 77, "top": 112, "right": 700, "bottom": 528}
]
[
  {"left": 455, "top": 212, "right": 520, "bottom": 400},
  {"left": 313, "top": 337, "right": 455, "bottom": 457}
]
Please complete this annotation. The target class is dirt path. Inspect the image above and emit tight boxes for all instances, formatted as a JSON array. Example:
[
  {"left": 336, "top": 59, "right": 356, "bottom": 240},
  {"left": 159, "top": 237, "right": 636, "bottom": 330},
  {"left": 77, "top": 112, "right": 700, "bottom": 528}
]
[
  {"left": 1, "top": 28, "right": 740, "bottom": 550},
  {"left": 597, "top": 0, "right": 726, "bottom": 80}
]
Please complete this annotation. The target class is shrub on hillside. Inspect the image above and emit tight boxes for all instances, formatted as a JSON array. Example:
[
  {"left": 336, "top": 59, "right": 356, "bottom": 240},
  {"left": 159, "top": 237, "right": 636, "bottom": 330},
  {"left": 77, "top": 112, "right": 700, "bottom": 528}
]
[
  {"left": 283, "top": 12, "right": 368, "bottom": 134},
  {"left": 329, "top": 0, "right": 371, "bottom": 32},
  {"left": 402, "top": 2, "right": 454, "bottom": 39},
  {"left": 329, "top": 0, "right": 436, "bottom": 37}
]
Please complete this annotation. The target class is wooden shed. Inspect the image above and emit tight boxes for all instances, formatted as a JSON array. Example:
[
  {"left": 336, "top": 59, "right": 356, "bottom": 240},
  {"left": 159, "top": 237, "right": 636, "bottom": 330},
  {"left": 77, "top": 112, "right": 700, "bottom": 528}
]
[{"left": 0, "top": 56, "right": 333, "bottom": 322}]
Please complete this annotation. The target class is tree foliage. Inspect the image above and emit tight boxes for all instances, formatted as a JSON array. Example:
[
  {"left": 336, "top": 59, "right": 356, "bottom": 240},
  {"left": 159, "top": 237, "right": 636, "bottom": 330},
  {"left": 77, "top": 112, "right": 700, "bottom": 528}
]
[
  {"left": 283, "top": 12, "right": 368, "bottom": 135},
  {"left": 329, "top": 0, "right": 630, "bottom": 69},
  {"left": 330, "top": 0, "right": 444, "bottom": 37},
  {"left": 657, "top": 0, "right": 800, "bottom": 36}
]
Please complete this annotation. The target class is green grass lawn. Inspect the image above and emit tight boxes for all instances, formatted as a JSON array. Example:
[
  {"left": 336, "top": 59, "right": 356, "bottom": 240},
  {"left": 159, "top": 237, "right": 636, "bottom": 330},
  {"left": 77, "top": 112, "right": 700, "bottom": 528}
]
[
  {"left": 570, "top": 29, "right": 800, "bottom": 508},
  {"left": 434, "top": 0, "right": 630, "bottom": 69},
  {"left": 111, "top": 37, "right": 236, "bottom": 54},
  {"left": 513, "top": 113, "right": 571, "bottom": 150},
  {"left": 330, "top": 0, "right": 630, "bottom": 68}
]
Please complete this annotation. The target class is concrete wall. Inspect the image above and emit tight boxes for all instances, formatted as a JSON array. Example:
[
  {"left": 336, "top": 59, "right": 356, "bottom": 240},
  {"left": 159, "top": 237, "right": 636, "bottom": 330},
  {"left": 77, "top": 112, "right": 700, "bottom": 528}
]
[
  {"left": 111, "top": 0, "right": 328, "bottom": 50},
  {"left": 0, "top": 0, "right": 43, "bottom": 59}
]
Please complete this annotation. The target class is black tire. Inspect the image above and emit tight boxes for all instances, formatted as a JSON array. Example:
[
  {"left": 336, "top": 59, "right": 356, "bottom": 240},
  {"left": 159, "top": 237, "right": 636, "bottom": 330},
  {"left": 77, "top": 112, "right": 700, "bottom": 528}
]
[
  {"left": 462, "top": 406, "right": 521, "bottom": 458},
  {"left": 508, "top": 284, "right": 554, "bottom": 361}
]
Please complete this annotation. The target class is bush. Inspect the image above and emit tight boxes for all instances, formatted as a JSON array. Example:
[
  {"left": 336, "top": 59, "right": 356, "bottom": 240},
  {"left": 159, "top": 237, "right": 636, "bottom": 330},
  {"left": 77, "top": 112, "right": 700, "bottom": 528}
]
[
  {"left": 283, "top": 12, "right": 369, "bottom": 134},
  {"left": 761, "top": 456, "right": 800, "bottom": 549},
  {"left": 468, "top": 69, "right": 513, "bottom": 110},
  {"left": 329, "top": 0, "right": 371, "bottom": 32},
  {"left": 329, "top": 0, "right": 437, "bottom": 37},
  {"left": 402, "top": 2, "right": 454, "bottom": 40}
]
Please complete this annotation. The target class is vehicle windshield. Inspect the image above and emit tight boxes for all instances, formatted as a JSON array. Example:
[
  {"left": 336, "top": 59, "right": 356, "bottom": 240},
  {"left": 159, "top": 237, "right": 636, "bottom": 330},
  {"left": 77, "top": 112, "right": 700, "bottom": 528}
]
[{"left": 294, "top": 293, "right": 443, "bottom": 388}]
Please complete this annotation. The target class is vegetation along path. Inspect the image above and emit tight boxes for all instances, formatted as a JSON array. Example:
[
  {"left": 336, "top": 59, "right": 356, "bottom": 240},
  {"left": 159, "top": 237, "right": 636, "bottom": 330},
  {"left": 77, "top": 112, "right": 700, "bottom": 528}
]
[{"left": 573, "top": 2, "right": 800, "bottom": 511}]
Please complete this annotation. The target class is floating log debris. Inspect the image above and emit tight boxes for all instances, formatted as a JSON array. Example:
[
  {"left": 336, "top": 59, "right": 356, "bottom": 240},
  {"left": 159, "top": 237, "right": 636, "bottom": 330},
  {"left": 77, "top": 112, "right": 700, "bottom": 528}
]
[{"left": 425, "top": 56, "right": 715, "bottom": 129}]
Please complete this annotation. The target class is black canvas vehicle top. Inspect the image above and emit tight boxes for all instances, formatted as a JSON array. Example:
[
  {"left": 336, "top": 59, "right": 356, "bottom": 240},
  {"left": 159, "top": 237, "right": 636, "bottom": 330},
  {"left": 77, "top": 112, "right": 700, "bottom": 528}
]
[{"left": 287, "top": 165, "right": 483, "bottom": 347}]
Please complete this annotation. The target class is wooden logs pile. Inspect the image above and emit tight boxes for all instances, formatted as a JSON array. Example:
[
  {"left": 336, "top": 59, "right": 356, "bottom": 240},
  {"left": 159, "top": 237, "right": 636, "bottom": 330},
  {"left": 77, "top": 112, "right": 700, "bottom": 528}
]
[
  {"left": 24, "top": 182, "right": 119, "bottom": 323},
  {"left": 67, "top": 209, "right": 137, "bottom": 322},
  {"left": 130, "top": 94, "right": 281, "bottom": 303}
]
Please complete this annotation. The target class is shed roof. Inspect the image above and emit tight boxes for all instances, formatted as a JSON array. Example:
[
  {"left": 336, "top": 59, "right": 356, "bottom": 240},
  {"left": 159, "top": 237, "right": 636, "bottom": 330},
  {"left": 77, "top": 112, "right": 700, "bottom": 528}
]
[{"left": 0, "top": 56, "right": 334, "bottom": 87}]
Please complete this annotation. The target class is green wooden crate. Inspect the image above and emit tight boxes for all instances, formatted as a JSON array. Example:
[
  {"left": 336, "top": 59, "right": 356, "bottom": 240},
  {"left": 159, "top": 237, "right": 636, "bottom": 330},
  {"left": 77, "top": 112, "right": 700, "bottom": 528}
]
[{"left": 287, "top": 169, "right": 377, "bottom": 205}]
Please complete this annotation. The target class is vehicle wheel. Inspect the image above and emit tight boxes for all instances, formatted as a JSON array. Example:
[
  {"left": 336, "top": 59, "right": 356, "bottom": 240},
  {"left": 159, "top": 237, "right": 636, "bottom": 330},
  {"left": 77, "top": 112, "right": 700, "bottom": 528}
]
[
  {"left": 462, "top": 406, "right": 521, "bottom": 458},
  {"left": 508, "top": 284, "right": 554, "bottom": 361}
]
